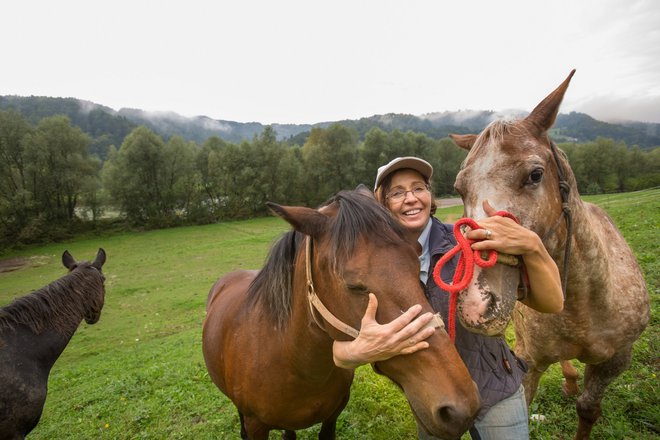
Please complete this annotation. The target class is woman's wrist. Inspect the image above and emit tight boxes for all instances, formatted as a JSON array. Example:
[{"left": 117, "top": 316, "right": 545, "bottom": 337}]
[{"left": 333, "top": 341, "right": 364, "bottom": 369}]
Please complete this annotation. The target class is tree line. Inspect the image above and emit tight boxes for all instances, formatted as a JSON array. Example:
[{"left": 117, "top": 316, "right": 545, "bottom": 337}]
[{"left": 1, "top": 110, "right": 658, "bottom": 249}]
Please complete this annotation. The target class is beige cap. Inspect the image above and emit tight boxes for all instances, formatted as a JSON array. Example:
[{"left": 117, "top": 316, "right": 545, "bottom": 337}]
[{"left": 374, "top": 156, "right": 433, "bottom": 191}]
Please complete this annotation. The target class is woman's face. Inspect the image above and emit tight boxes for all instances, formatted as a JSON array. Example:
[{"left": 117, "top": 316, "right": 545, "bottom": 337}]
[{"left": 385, "top": 169, "right": 432, "bottom": 236}]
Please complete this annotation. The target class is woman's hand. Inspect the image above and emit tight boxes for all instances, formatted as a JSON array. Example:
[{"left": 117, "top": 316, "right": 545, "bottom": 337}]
[
  {"left": 465, "top": 200, "right": 564, "bottom": 313},
  {"left": 332, "top": 293, "right": 436, "bottom": 369},
  {"left": 466, "top": 201, "right": 541, "bottom": 256}
]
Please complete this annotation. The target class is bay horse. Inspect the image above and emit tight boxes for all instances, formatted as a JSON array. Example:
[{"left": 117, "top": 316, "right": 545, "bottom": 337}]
[
  {"left": 202, "top": 189, "right": 480, "bottom": 440},
  {"left": 449, "top": 70, "right": 650, "bottom": 439},
  {"left": 0, "top": 248, "right": 106, "bottom": 439}
]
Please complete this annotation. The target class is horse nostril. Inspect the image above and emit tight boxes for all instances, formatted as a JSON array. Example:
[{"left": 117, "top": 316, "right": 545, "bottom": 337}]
[
  {"left": 436, "top": 404, "right": 458, "bottom": 424},
  {"left": 433, "top": 400, "right": 476, "bottom": 438}
]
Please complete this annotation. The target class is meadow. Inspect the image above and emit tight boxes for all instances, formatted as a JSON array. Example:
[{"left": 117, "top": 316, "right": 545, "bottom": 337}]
[{"left": 0, "top": 188, "right": 657, "bottom": 439}]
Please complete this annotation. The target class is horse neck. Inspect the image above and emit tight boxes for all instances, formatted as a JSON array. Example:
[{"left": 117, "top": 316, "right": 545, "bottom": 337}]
[
  {"left": 547, "top": 195, "right": 612, "bottom": 300},
  {"left": 285, "top": 257, "right": 341, "bottom": 377},
  {"left": 0, "top": 321, "right": 75, "bottom": 371}
]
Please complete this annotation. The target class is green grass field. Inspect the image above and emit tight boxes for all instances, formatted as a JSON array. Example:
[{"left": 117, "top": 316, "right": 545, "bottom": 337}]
[{"left": 0, "top": 188, "right": 657, "bottom": 439}]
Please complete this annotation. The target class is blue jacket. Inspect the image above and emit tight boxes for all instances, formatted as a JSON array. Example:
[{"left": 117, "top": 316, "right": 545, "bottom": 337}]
[{"left": 425, "top": 217, "right": 528, "bottom": 418}]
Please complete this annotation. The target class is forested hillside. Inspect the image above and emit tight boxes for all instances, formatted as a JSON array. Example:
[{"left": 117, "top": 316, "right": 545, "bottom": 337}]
[
  {"left": 2, "top": 95, "right": 659, "bottom": 153},
  {"left": 1, "top": 106, "right": 658, "bottom": 251}
]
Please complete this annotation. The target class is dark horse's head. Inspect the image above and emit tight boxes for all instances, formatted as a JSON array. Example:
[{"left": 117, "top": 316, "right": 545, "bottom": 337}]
[
  {"left": 449, "top": 70, "right": 576, "bottom": 335},
  {"left": 0, "top": 248, "right": 107, "bottom": 338},
  {"left": 264, "top": 189, "right": 479, "bottom": 439},
  {"left": 62, "top": 248, "right": 107, "bottom": 325}
]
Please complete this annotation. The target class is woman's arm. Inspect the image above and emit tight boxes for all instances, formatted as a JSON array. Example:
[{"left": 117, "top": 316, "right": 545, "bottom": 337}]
[
  {"left": 332, "top": 293, "right": 436, "bottom": 369},
  {"left": 467, "top": 201, "right": 564, "bottom": 313}
]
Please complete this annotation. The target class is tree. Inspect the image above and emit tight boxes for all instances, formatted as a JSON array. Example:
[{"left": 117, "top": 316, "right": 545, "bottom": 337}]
[
  {"left": 25, "top": 115, "right": 96, "bottom": 221},
  {"left": 301, "top": 124, "right": 360, "bottom": 205},
  {"left": 102, "top": 126, "right": 171, "bottom": 225},
  {"left": 0, "top": 110, "right": 33, "bottom": 242}
]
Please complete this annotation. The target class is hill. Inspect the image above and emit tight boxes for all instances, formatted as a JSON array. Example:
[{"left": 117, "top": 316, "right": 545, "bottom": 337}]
[{"left": 1, "top": 96, "right": 659, "bottom": 159}]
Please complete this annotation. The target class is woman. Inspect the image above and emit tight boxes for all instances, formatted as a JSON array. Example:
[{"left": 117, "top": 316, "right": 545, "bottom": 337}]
[{"left": 333, "top": 157, "right": 563, "bottom": 439}]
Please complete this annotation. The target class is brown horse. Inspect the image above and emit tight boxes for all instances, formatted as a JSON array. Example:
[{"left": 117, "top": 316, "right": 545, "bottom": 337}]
[
  {"left": 450, "top": 70, "right": 650, "bottom": 439},
  {"left": 202, "top": 189, "right": 480, "bottom": 440},
  {"left": 0, "top": 248, "right": 106, "bottom": 439}
]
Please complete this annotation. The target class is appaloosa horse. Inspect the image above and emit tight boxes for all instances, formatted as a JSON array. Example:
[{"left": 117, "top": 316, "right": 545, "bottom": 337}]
[
  {"left": 202, "top": 189, "right": 480, "bottom": 440},
  {"left": 449, "top": 70, "right": 650, "bottom": 439},
  {"left": 0, "top": 248, "right": 106, "bottom": 439}
]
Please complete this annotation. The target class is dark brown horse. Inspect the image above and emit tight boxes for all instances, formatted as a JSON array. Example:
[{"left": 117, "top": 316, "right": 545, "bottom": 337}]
[
  {"left": 202, "top": 189, "right": 480, "bottom": 439},
  {"left": 450, "top": 70, "right": 650, "bottom": 439},
  {"left": 0, "top": 248, "right": 106, "bottom": 439}
]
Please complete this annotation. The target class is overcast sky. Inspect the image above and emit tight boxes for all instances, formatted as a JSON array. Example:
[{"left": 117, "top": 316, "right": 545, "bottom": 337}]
[{"left": 2, "top": 0, "right": 659, "bottom": 125}]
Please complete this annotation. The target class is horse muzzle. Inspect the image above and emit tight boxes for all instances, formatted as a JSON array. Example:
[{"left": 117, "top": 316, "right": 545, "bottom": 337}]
[{"left": 456, "top": 264, "right": 519, "bottom": 336}]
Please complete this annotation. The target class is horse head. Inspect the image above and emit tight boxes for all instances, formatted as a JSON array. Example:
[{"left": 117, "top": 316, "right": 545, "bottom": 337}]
[
  {"left": 268, "top": 190, "right": 480, "bottom": 439},
  {"left": 449, "top": 70, "right": 576, "bottom": 335},
  {"left": 62, "top": 248, "right": 107, "bottom": 324}
]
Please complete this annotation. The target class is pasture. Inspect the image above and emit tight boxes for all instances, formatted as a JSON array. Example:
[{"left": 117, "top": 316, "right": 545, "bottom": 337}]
[{"left": 0, "top": 188, "right": 657, "bottom": 439}]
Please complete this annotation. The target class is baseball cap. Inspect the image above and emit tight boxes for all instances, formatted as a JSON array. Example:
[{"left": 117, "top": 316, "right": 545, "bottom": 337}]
[{"left": 374, "top": 157, "right": 433, "bottom": 192}]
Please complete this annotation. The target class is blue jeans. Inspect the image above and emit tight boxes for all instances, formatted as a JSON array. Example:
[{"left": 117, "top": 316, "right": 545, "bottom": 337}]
[{"left": 417, "top": 385, "right": 529, "bottom": 440}]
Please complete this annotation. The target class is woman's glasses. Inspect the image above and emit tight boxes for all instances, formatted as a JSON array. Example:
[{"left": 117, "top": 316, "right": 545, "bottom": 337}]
[{"left": 386, "top": 184, "right": 430, "bottom": 202}]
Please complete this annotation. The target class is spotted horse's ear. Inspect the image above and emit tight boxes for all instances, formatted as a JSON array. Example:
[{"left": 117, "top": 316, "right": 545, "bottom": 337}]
[
  {"left": 449, "top": 133, "right": 478, "bottom": 151},
  {"left": 524, "top": 69, "right": 576, "bottom": 135}
]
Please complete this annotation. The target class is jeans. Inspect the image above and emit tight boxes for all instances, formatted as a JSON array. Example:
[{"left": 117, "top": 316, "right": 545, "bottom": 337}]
[{"left": 417, "top": 385, "right": 529, "bottom": 440}]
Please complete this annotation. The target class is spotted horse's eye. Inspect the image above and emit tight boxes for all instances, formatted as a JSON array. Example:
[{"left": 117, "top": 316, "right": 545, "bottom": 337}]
[{"left": 526, "top": 168, "right": 544, "bottom": 186}]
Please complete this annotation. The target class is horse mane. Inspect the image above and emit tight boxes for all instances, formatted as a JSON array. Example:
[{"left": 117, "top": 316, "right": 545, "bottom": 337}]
[
  {"left": 248, "top": 190, "right": 406, "bottom": 329},
  {"left": 0, "top": 263, "right": 105, "bottom": 336}
]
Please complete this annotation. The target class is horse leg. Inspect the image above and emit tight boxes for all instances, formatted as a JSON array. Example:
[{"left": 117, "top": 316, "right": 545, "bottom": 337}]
[
  {"left": 574, "top": 349, "right": 632, "bottom": 440},
  {"left": 282, "top": 430, "right": 296, "bottom": 440},
  {"left": 318, "top": 392, "right": 350, "bottom": 440},
  {"left": 239, "top": 411, "right": 247, "bottom": 439},
  {"left": 521, "top": 364, "right": 547, "bottom": 407},
  {"left": 561, "top": 360, "right": 580, "bottom": 396},
  {"left": 240, "top": 412, "right": 270, "bottom": 440}
]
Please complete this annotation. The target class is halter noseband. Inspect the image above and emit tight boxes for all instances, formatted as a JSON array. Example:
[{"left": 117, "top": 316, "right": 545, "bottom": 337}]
[{"left": 304, "top": 236, "right": 445, "bottom": 340}]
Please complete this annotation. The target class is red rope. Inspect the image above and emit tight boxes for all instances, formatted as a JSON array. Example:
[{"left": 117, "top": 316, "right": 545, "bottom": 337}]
[{"left": 432, "top": 211, "right": 519, "bottom": 342}]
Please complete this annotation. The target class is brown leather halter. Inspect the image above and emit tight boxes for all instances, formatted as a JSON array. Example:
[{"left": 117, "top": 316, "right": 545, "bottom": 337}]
[
  {"left": 305, "top": 236, "right": 445, "bottom": 339},
  {"left": 542, "top": 141, "right": 573, "bottom": 300}
]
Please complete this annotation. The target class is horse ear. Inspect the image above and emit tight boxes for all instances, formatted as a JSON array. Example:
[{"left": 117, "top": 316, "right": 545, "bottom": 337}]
[
  {"left": 449, "top": 133, "right": 478, "bottom": 151},
  {"left": 93, "top": 248, "right": 106, "bottom": 269},
  {"left": 525, "top": 69, "right": 576, "bottom": 134},
  {"left": 266, "top": 202, "right": 329, "bottom": 238},
  {"left": 355, "top": 184, "right": 375, "bottom": 199},
  {"left": 62, "top": 250, "right": 76, "bottom": 270}
]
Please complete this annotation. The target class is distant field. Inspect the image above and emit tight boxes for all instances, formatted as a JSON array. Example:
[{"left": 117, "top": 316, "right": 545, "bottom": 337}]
[{"left": 0, "top": 188, "right": 657, "bottom": 439}]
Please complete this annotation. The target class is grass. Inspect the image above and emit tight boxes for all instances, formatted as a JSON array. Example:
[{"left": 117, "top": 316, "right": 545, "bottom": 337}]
[{"left": 0, "top": 189, "right": 657, "bottom": 439}]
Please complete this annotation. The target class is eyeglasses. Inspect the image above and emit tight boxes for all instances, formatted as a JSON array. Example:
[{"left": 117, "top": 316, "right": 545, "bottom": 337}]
[{"left": 386, "top": 184, "right": 430, "bottom": 202}]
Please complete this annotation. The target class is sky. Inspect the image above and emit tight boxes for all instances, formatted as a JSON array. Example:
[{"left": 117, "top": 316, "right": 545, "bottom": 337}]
[{"left": 2, "top": 0, "right": 659, "bottom": 125}]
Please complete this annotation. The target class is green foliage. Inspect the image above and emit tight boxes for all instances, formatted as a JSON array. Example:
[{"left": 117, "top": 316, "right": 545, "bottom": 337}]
[
  {"left": 1, "top": 109, "right": 659, "bottom": 250},
  {"left": 0, "top": 112, "right": 99, "bottom": 247}
]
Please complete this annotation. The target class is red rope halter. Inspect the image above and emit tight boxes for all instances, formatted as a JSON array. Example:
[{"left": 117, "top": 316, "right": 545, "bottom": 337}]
[{"left": 432, "top": 211, "right": 520, "bottom": 342}]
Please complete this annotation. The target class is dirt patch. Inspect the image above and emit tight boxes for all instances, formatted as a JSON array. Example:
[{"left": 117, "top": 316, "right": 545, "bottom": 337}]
[{"left": 0, "top": 256, "right": 50, "bottom": 274}]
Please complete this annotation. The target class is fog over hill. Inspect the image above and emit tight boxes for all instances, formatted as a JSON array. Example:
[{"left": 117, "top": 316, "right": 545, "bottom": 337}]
[{"left": 1, "top": 96, "right": 659, "bottom": 160}]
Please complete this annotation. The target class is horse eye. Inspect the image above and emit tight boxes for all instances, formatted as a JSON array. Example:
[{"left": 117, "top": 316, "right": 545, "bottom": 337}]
[
  {"left": 347, "top": 284, "right": 368, "bottom": 294},
  {"left": 526, "top": 168, "right": 544, "bottom": 185}
]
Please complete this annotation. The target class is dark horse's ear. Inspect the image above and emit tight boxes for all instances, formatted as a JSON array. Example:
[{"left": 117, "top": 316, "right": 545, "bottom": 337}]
[
  {"left": 62, "top": 250, "right": 76, "bottom": 270},
  {"left": 92, "top": 248, "right": 106, "bottom": 270},
  {"left": 449, "top": 133, "right": 478, "bottom": 151},
  {"left": 355, "top": 184, "right": 375, "bottom": 199},
  {"left": 525, "top": 69, "right": 576, "bottom": 135},
  {"left": 266, "top": 202, "right": 329, "bottom": 238}
]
